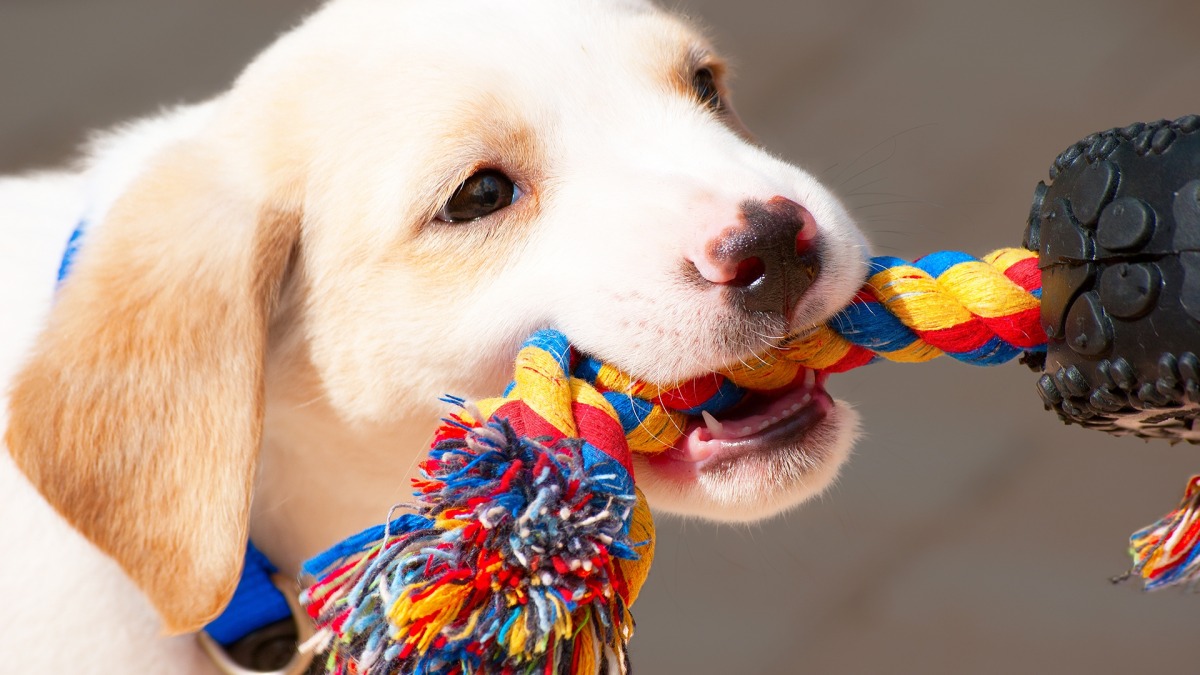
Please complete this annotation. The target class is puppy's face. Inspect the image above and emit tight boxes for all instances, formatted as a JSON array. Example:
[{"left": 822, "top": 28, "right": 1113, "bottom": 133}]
[{"left": 263, "top": 0, "right": 867, "bottom": 522}]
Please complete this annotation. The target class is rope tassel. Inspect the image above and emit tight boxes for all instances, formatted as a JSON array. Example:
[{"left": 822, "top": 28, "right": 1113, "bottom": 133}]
[{"left": 1128, "top": 476, "right": 1200, "bottom": 590}]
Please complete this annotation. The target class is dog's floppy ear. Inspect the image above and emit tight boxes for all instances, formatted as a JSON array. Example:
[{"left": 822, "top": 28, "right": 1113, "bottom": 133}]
[{"left": 5, "top": 138, "right": 300, "bottom": 634}]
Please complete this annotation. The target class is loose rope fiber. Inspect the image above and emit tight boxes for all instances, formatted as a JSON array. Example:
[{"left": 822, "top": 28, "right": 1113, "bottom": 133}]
[{"left": 301, "top": 247, "right": 1200, "bottom": 674}]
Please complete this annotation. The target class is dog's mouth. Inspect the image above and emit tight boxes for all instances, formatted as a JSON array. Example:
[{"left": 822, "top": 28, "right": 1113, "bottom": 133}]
[{"left": 646, "top": 366, "right": 837, "bottom": 477}]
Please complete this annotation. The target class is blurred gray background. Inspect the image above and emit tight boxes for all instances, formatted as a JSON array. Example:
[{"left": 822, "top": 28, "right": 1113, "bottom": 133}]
[{"left": 3, "top": 1, "right": 1198, "bottom": 673}]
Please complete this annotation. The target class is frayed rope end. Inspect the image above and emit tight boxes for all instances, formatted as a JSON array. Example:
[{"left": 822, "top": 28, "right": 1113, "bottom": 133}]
[
  {"left": 1125, "top": 475, "right": 1200, "bottom": 591},
  {"left": 300, "top": 417, "right": 645, "bottom": 674}
]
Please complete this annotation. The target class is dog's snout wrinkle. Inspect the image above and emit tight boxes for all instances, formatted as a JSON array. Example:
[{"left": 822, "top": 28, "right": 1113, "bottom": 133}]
[{"left": 694, "top": 196, "right": 822, "bottom": 316}]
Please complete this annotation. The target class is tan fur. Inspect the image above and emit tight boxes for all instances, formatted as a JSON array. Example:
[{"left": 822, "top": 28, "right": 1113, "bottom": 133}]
[
  {"left": 5, "top": 140, "right": 301, "bottom": 634},
  {"left": 387, "top": 95, "right": 547, "bottom": 278}
]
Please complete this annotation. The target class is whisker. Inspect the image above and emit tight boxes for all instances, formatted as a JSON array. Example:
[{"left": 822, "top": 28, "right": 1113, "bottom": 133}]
[
  {"left": 832, "top": 122, "right": 938, "bottom": 186},
  {"left": 292, "top": 393, "right": 328, "bottom": 409},
  {"left": 842, "top": 176, "right": 888, "bottom": 195},
  {"left": 850, "top": 199, "right": 937, "bottom": 210},
  {"left": 626, "top": 388, "right": 688, "bottom": 447}
]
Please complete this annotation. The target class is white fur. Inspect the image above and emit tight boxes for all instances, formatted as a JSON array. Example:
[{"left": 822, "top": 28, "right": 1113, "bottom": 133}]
[{"left": 0, "top": 0, "right": 866, "bottom": 670}]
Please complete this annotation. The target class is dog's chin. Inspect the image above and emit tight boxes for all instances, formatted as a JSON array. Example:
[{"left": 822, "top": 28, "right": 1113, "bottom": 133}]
[{"left": 633, "top": 399, "right": 859, "bottom": 523}]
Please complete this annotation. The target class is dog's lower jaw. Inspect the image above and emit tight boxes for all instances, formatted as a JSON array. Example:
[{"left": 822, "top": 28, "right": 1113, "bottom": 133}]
[{"left": 633, "top": 399, "right": 859, "bottom": 522}]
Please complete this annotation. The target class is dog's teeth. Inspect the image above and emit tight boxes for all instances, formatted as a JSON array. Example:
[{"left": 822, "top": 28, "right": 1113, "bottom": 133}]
[
  {"left": 740, "top": 426, "right": 753, "bottom": 436},
  {"left": 768, "top": 416, "right": 779, "bottom": 425},
  {"left": 758, "top": 420, "right": 771, "bottom": 431},
  {"left": 701, "top": 410, "right": 723, "bottom": 435}
]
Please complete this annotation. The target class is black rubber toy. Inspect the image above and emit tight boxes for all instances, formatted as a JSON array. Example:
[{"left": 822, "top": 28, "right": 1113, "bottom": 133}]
[{"left": 1025, "top": 115, "right": 1200, "bottom": 441}]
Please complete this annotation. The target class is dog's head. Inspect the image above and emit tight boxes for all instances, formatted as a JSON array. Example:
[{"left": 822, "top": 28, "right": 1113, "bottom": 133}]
[{"left": 6, "top": 0, "right": 865, "bottom": 633}]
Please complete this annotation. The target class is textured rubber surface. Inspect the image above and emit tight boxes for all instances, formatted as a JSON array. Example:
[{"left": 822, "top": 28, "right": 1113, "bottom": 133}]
[{"left": 1024, "top": 115, "right": 1200, "bottom": 442}]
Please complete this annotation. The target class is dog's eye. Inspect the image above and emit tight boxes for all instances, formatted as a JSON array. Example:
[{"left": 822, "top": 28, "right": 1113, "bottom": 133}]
[
  {"left": 692, "top": 68, "right": 722, "bottom": 111},
  {"left": 436, "top": 170, "right": 521, "bottom": 223}
]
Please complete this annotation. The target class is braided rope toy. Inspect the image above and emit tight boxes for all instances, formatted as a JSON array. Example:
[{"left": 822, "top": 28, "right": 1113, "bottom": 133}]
[
  {"left": 299, "top": 248, "right": 1056, "bottom": 674},
  {"left": 298, "top": 112, "right": 1200, "bottom": 675}
]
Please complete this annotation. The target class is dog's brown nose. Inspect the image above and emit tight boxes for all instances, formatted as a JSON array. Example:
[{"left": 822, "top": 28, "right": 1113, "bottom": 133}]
[{"left": 701, "top": 196, "right": 821, "bottom": 316}]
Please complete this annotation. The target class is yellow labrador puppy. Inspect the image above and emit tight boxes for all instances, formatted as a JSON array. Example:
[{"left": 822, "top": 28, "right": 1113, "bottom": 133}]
[{"left": 0, "top": 0, "right": 866, "bottom": 671}]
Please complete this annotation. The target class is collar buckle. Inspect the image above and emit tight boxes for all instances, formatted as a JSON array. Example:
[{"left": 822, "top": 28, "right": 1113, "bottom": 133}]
[{"left": 198, "top": 574, "right": 315, "bottom": 675}]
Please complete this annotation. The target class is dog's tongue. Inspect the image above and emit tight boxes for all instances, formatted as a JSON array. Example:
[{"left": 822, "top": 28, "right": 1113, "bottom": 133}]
[{"left": 664, "top": 370, "right": 832, "bottom": 463}]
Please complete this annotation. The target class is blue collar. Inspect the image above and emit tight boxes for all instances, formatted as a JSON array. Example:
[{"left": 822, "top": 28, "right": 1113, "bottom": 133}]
[
  {"left": 58, "top": 220, "right": 293, "bottom": 647},
  {"left": 205, "top": 542, "right": 294, "bottom": 646}
]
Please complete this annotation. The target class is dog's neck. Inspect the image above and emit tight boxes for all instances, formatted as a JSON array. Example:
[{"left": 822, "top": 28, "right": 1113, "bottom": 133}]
[{"left": 250, "top": 350, "right": 442, "bottom": 576}]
